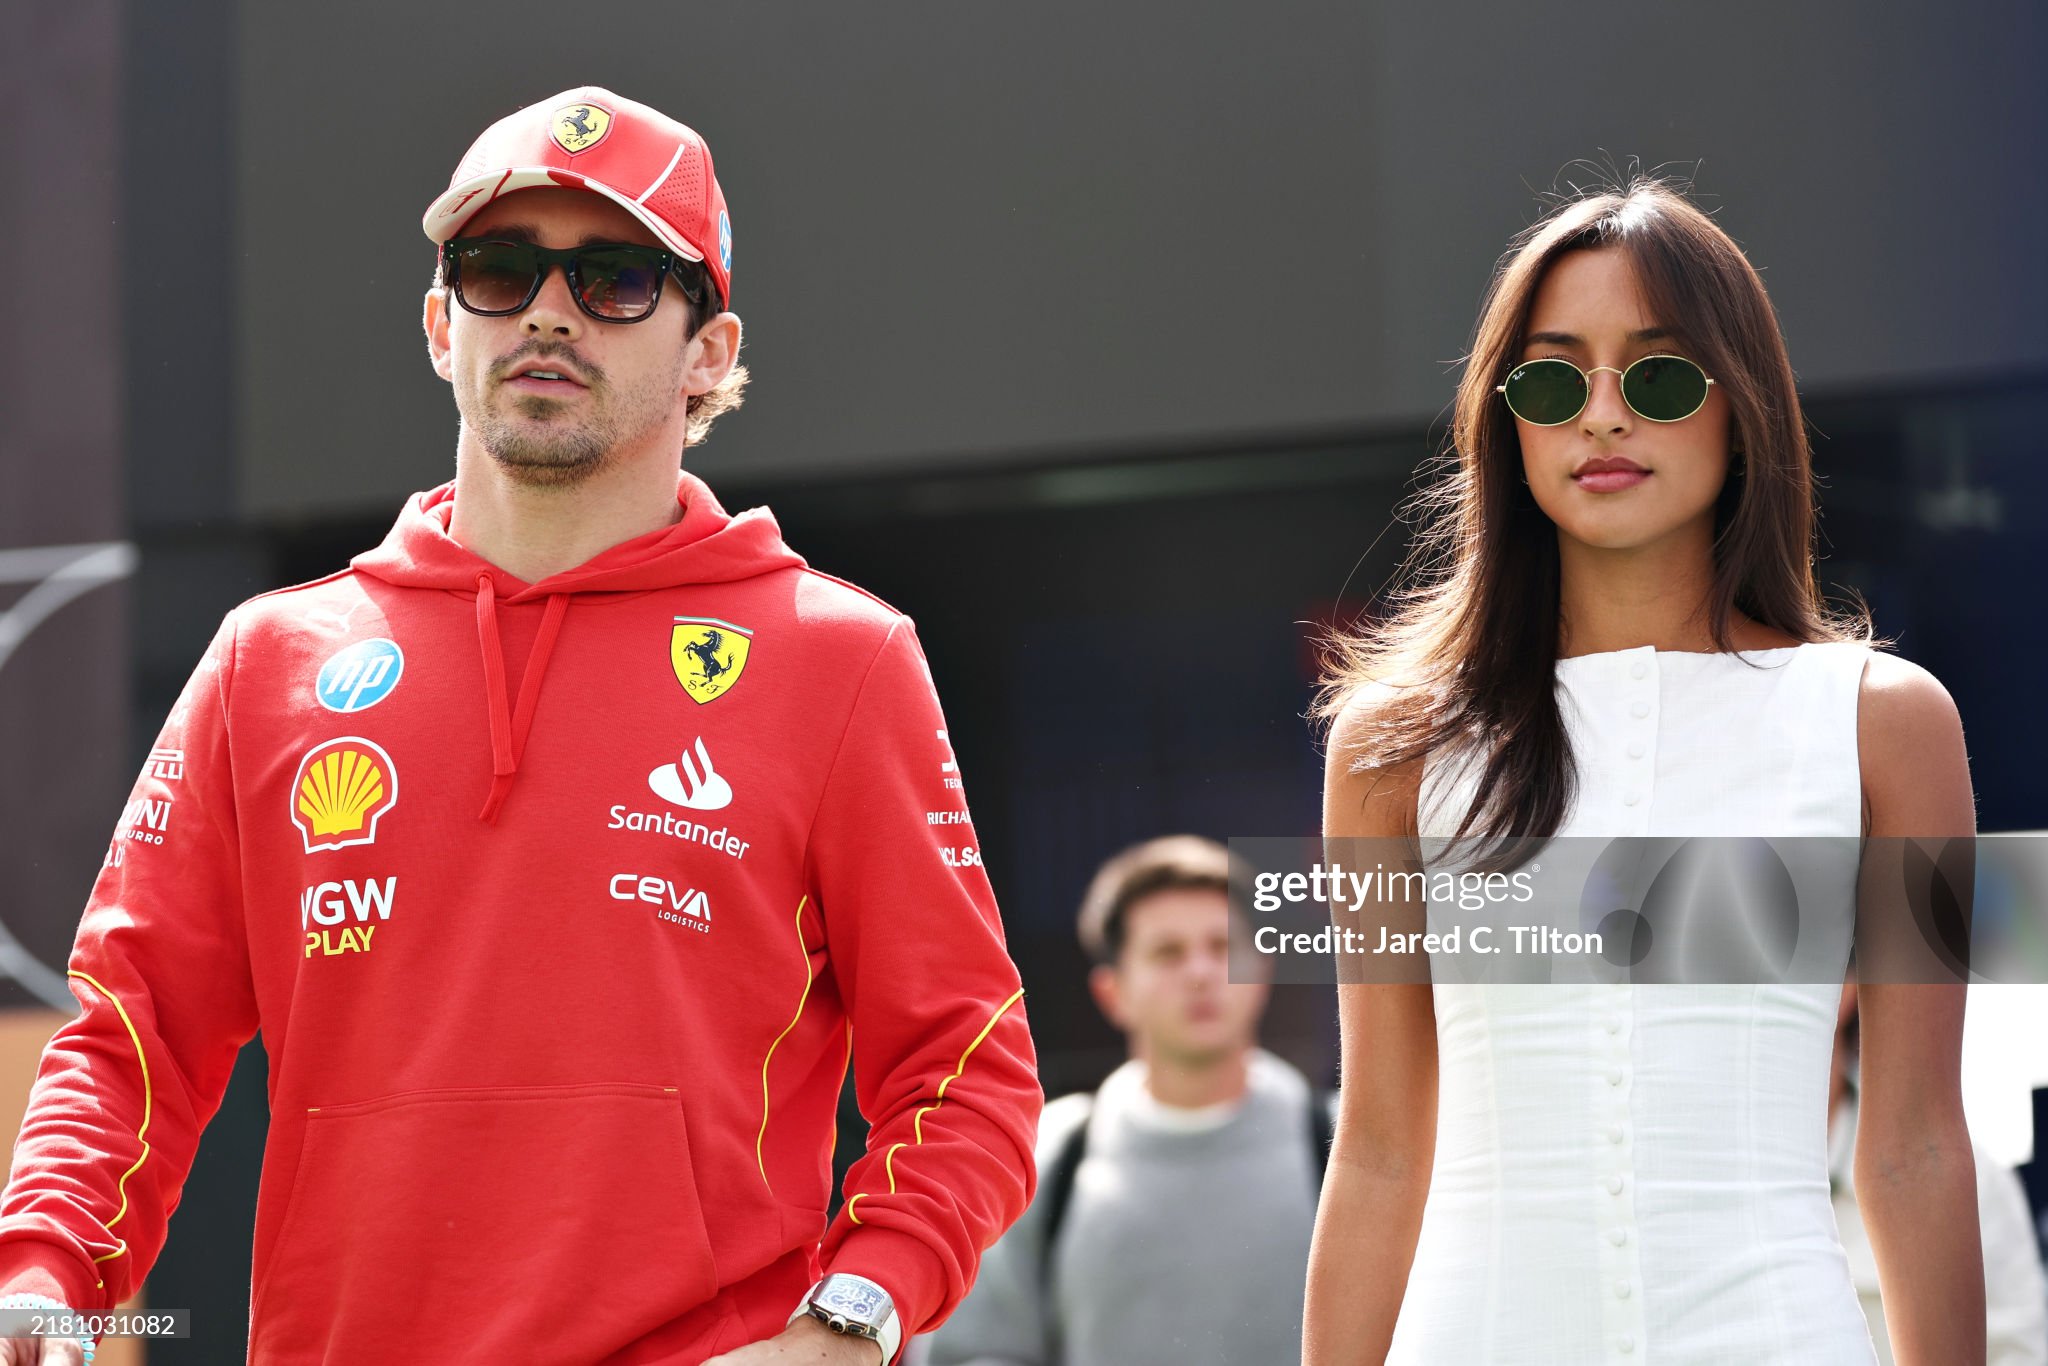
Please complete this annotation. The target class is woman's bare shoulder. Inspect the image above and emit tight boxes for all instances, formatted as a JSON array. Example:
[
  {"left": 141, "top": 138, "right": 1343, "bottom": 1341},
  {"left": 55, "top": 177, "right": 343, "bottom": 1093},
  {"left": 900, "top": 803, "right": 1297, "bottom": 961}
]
[
  {"left": 1855, "top": 648, "right": 1974, "bottom": 838},
  {"left": 1323, "top": 680, "right": 1426, "bottom": 839}
]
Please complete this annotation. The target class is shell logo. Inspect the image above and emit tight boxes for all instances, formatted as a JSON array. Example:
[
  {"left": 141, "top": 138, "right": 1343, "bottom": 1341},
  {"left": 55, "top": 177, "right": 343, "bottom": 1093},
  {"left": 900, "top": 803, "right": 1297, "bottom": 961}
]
[{"left": 291, "top": 737, "right": 398, "bottom": 854}]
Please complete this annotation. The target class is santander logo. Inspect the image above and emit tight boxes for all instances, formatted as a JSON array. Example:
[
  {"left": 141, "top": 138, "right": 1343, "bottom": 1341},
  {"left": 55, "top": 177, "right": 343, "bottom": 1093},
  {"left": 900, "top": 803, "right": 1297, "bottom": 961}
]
[{"left": 648, "top": 737, "right": 731, "bottom": 811}]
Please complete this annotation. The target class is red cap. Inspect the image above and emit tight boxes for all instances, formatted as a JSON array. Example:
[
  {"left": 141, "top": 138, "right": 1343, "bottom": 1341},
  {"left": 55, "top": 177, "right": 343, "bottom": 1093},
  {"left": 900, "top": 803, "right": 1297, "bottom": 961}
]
[{"left": 423, "top": 87, "right": 733, "bottom": 307}]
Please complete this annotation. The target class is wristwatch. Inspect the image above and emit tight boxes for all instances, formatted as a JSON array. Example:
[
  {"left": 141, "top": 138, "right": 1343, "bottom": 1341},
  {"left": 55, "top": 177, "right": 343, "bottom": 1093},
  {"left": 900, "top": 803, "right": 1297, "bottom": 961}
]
[{"left": 793, "top": 1272, "right": 900, "bottom": 1364}]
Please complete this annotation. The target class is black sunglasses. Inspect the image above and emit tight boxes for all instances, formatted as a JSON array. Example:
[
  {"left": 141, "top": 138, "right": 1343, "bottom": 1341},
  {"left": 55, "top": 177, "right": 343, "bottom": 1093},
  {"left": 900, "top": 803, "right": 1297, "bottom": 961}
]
[
  {"left": 440, "top": 237, "right": 706, "bottom": 324},
  {"left": 1497, "top": 354, "right": 1717, "bottom": 426}
]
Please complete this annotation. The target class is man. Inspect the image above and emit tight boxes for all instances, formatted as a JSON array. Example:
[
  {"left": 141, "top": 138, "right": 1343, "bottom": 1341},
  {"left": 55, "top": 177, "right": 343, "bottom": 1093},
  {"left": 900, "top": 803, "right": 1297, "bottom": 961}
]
[
  {"left": 922, "top": 836, "right": 1325, "bottom": 1366},
  {"left": 0, "top": 87, "right": 1038, "bottom": 1365}
]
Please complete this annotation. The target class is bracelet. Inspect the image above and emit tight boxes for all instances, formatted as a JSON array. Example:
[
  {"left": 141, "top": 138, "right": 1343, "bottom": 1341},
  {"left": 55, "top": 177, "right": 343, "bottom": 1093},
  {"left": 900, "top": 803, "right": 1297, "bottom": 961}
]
[{"left": 0, "top": 1293, "right": 98, "bottom": 1362}]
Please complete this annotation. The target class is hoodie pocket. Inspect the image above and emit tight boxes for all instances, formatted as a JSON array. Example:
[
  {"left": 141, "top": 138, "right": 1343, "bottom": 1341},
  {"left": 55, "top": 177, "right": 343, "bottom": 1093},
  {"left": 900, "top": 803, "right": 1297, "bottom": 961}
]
[{"left": 251, "top": 1082, "right": 721, "bottom": 1358}]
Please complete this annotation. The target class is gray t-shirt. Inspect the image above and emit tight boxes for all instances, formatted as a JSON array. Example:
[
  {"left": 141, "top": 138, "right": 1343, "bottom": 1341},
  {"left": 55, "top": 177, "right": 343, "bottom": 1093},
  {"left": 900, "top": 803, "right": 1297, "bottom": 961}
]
[{"left": 922, "top": 1049, "right": 1323, "bottom": 1366}]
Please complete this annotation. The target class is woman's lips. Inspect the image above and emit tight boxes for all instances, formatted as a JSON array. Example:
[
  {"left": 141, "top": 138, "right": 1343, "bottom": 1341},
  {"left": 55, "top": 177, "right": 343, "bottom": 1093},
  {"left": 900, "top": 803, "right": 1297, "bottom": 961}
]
[{"left": 1574, "top": 469, "right": 1650, "bottom": 493}]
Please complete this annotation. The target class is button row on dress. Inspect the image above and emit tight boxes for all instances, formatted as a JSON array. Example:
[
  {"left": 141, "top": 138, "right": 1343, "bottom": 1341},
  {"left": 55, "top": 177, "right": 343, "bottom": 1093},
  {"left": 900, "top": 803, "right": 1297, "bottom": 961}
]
[
  {"left": 1623, "top": 657, "right": 1654, "bottom": 830},
  {"left": 1596, "top": 988, "right": 1641, "bottom": 1362}
]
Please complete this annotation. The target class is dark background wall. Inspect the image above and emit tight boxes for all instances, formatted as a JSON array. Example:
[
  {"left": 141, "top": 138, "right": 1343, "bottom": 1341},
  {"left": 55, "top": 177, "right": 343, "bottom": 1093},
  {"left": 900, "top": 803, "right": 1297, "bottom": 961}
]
[
  {"left": 2, "top": 3, "right": 130, "bottom": 1003},
  {"left": 229, "top": 0, "right": 2048, "bottom": 510},
  {"left": 1, "top": 0, "right": 2042, "bottom": 1357}
]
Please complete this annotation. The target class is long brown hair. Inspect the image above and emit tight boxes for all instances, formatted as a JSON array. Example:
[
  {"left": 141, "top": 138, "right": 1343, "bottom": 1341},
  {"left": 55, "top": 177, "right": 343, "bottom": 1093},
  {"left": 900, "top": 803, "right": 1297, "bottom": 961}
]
[{"left": 1317, "top": 176, "right": 1873, "bottom": 857}]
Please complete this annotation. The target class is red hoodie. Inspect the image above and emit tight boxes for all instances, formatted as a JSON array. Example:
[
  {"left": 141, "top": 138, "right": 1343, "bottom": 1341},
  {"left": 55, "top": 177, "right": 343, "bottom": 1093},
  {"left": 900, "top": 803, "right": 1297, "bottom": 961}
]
[{"left": 0, "top": 471, "right": 1040, "bottom": 1363}]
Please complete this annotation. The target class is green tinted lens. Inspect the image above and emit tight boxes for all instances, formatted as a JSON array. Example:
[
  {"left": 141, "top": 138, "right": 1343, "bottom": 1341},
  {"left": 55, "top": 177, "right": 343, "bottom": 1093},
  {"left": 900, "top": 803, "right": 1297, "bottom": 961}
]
[
  {"left": 1622, "top": 355, "right": 1710, "bottom": 422},
  {"left": 1502, "top": 359, "right": 1589, "bottom": 426}
]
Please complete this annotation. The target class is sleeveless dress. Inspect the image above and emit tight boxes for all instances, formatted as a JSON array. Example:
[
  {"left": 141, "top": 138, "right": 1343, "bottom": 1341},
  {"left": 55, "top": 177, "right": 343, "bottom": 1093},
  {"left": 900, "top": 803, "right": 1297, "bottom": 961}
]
[{"left": 1389, "top": 642, "right": 1882, "bottom": 1365}]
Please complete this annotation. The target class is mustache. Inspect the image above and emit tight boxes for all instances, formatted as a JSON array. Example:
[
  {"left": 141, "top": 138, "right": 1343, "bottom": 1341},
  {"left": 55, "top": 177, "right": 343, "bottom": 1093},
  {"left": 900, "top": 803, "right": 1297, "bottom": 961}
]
[{"left": 494, "top": 342, "right": 604, "bottom": 385}]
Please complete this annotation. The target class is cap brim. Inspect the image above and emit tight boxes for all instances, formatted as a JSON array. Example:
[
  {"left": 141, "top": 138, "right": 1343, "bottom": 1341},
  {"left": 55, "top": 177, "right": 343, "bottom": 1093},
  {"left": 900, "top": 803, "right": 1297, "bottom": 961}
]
[{"left": 422, "top": 168, "right": 706, "bottom": 263}]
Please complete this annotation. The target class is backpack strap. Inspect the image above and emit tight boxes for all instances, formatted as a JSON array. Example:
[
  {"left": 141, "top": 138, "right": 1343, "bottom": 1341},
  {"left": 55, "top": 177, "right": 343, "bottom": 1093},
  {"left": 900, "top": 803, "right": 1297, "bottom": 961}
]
[
  {"left": 1036, "top": 1093, "right": 1095, "bottom": 1289},
  {"left": 1306, "top": 1087, "right": 1335, "bottom": 1188}
]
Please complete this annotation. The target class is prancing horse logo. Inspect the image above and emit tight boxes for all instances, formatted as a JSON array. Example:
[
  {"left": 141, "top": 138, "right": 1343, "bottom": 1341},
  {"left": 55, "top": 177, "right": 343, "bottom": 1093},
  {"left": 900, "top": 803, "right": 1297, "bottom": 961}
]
[
  {"left": 551, "top": 103, "right": 613, "bottom": 155},
  {"left": 670, "top": 618, "right": 753, "bottom": 705}
]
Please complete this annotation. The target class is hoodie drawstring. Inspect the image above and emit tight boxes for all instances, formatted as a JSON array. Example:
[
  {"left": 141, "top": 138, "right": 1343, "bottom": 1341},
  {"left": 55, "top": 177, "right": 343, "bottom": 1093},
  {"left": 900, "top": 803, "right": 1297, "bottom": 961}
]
[{"left": 474, "top": 573, "right": 570, "bottom": 823}]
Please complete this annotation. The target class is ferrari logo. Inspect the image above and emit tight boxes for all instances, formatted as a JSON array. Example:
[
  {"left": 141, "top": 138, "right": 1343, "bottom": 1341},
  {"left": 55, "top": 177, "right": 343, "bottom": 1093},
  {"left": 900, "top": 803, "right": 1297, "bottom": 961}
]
[
  {"left": 551, "top": 103, "right": 613, "bottom": 155},
  {"left": 671, "top": 618, "right": 752, "bottom": 705}
]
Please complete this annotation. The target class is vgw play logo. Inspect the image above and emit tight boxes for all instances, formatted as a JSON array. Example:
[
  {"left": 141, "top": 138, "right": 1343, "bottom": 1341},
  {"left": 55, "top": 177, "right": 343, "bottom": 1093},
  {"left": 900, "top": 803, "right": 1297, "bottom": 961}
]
[{"left": 301, "top": 875, "right": 396, "bottom": 958}]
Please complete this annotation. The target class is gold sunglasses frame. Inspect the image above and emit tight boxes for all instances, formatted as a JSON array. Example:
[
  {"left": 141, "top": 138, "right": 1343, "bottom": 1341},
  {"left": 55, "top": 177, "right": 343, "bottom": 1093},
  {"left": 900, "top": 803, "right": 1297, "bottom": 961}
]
[{"left": 1495, "top": 354, "right": 1718, "bottom": 426}]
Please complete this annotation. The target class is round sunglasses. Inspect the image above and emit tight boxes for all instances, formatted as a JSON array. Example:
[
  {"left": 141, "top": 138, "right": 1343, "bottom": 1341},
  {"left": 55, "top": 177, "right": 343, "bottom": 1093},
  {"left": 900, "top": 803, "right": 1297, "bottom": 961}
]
[
  {"left": 1496, "top": 354, "right": 1716, "bottom": 426},
  {"left": 440, "top": 237, "right": 706, "bottom": 325}
]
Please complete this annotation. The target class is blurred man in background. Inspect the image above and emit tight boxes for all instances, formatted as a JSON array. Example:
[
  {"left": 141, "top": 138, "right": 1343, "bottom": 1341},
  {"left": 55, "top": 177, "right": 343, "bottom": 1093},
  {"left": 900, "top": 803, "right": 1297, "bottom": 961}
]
[
  {"left": 0, "top": 87, "right": 1038, "bottom": 1365},
  {"left": 923, "top": 835, "right": 1326, "bottom": 1366},
  {"left": 1830, "top": 981, "right": 2048, "bottom": 1363}
]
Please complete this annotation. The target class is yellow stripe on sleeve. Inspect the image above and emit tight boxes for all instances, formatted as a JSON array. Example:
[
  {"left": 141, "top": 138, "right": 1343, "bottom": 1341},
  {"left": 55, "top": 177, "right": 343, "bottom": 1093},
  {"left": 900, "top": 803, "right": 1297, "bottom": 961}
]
[
  {"left": 66, "top": 971, "right": 155, "bottom": 1285},
  {"left": 846, "top": 987, "right": 1025, "bottom": 1225}
]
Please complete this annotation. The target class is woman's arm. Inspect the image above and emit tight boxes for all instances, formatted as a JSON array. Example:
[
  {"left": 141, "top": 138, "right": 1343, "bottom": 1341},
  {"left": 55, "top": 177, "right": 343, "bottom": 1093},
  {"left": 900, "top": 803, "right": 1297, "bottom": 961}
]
[
  {"left": 1303, "top": 697, "right": 1437, "bottom": 1366},
  {"left": 1854, "top": 652, "right": 1985, "bottom": 1366}
]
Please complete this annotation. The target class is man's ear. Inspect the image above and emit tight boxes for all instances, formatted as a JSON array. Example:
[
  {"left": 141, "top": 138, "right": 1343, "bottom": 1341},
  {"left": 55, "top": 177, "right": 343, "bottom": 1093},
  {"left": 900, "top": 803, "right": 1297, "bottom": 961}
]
[
  {"left": 1088, "top": 963, "right": 1127, "bottom": 1030},
  {"left": 681, "top": 311, "right": 742, "bottom": 396},
  {"left": 424, "top": 287, "right": 454, "bottom": 382}
]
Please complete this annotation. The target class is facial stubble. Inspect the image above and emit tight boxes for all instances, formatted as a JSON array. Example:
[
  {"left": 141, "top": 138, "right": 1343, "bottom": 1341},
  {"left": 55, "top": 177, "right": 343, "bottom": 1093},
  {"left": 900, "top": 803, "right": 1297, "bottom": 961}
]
[{"left": 466, "top": 345, "right": 689, "bottom": 489}]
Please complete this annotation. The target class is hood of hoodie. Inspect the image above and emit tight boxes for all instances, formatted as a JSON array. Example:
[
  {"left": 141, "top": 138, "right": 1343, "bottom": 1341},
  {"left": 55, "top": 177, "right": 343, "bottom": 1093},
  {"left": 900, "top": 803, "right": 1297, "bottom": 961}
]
[
  {"left": 350, "top": 468, "right": 806, "bottom": 599},
  {"left": 346, "top": 469, "right": 805, "bottom": 824}
]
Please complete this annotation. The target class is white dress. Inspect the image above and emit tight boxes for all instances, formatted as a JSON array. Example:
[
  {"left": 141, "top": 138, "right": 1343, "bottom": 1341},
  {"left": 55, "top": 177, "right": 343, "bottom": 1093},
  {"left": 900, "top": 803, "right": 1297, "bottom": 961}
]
[{"left": 1389, "top": 643, "right": 1882, "bottom": 1365}]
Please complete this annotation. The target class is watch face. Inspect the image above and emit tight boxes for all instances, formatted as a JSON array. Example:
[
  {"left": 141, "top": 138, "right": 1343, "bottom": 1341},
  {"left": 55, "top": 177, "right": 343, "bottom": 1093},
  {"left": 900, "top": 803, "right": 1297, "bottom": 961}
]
[{"left": 820, "top": 1281, "right": 885, "bottom": 1319}]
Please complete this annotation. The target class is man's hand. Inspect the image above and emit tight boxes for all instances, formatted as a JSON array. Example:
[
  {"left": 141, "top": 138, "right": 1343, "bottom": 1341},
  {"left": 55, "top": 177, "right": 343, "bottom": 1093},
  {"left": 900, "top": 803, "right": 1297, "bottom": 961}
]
[
  {"left": 702, "top": 1313, "right": 885, "bottom": 1365},
  {"left": 0, "top": 1337, "right": 85, "bottom": 1365}
]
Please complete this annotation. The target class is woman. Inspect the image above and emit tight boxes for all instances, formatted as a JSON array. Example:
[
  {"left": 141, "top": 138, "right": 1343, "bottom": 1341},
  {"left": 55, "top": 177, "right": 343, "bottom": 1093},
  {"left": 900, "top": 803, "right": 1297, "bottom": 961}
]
[{"left": 1302, "top": 180, "right": 1984, "bottom": 1364}]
